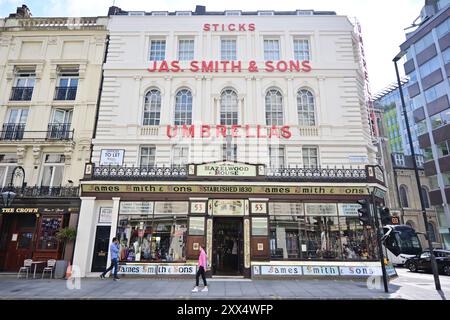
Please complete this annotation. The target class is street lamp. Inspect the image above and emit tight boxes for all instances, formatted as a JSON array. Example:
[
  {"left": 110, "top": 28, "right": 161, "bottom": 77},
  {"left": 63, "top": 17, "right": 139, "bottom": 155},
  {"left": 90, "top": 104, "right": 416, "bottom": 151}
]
[
  {"left": 393, "top": 54, "right": 441, "bottom": 291},
  {"left": 1, "top": 166, "right": 25, "bottom": 208}
]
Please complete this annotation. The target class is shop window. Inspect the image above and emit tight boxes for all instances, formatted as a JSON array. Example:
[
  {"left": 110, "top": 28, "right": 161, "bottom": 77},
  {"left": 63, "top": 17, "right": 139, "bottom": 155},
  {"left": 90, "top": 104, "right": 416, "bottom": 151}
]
[
  {"left": 265, "top": 88, "right": 283, "bottom": 125},
  {"left": 143, "top": 89, "right": 161, "bottom": 125},
  {"left": 304, "top": 216, "right": 342, "bottom": 259},
  {"left": 338, "top": 217, "right": 371, "bottom": 260},
  {"left": 188, "top": 216, "right": 205, "bottom": 236},
  {"left": 174, "top": 89, "right": 192, "bottom": 125},
  {"left": 269, "top": 215, "right": 306, "bottom": 259},
  {"left": 220, "top": 89, "right": 238, "bottom": 125},
  {"left": 117, "top": 201, "right": 188, "bottom": 262},
  {"left": 36, "top": 215, "right": 63, "bottom": 250},
  {"left": 251, "top": 217, "right": 268, "bottom": 236}
]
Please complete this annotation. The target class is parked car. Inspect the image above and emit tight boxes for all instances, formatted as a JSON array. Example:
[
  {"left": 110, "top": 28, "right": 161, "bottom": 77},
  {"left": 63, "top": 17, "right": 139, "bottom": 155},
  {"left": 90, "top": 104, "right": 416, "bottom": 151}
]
[{"left": 405, "top": 249, "right": 450, "bottom": 276}]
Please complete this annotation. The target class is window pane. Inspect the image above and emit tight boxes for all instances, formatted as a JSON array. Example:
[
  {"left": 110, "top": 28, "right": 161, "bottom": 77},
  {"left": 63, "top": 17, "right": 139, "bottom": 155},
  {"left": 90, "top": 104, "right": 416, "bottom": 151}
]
[
  {"left": 189, "top": 217, "right": 205, "bottom": 235},
  {"left": 252, "top": 217, "right": 268, "bottom": 236},
  {"left": 220, "top": 89, "right": 238, "bottom": 125},
  {"left": 174, "top": 89, "right": 192, "bottom": 125},
  {"left": 143, "top": 90, "right": 161, "bottom": 125},
  {"left": 149, "top": 40, "right": 166, "bottom": 61},
  {"left": 293, "top": 39, "right": 310, "bottom": 60},
  {"left": 265, "top": 89, "right": 283, "bottom": 125}
]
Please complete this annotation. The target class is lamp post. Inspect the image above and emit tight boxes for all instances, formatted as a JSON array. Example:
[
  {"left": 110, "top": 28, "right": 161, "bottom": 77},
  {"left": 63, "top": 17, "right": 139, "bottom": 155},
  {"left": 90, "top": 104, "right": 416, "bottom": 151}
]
[
  {"left": 1, "top": 166, "right": 25, "bottom": 208},
  {"left": 393, "top": 55, "right": 441, "bottom": 291}
]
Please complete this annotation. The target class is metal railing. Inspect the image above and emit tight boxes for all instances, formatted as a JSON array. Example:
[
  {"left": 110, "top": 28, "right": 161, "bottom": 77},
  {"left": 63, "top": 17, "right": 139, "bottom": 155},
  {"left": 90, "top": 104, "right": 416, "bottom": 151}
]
[
  {"left": 46, "top": 123, "right": 72, "bottom": 140},
  {"left": 0, "top": 123, "right": 74, "bottom": 141},
  {"left": 10, "top": 86, "right": 33, "bottom": 101},
  {"left": 89, "top": 164, "right": 368, "bottom": 182},
  {"left": 0, "top": 186, "right": 79, "bottom": 198},
  {"left": 92, "top": 165, "right": 189, "bottom": 180},
  {"left": 265, "top": 166, "right": 367, "bottom": 182},
  {"left": 54, "top": 86, "right": 77, "bottom": 100}
]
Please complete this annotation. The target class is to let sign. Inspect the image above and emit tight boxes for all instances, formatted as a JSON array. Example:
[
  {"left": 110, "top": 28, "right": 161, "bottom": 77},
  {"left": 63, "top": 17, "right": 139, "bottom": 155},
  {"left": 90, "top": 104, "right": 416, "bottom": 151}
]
[{"left": 100, "top": 149, "right": 124, "bottom": 166}]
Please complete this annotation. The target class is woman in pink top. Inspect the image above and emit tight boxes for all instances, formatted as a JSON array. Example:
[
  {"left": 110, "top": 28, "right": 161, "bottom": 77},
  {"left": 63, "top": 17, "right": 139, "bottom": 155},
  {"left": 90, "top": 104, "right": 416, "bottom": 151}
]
[{"left": 192, "top": 244, "right": 208, "bottom": 292}]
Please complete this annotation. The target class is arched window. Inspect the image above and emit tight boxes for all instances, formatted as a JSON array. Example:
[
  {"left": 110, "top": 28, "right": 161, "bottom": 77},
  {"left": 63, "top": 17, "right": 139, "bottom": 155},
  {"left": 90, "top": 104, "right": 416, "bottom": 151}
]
[
  {"left": 421, "top": 186, "right": 430, "bottom": 208},
  {"left": 427, "top": 222, "right": 437, "bottom": 243},
  {"left": 297, "top": 89, "right": 316, "bottom": 126},
  {"left": 265, "top": 89, "right": 283, "bottom": 125},
  {"left": 220, "top": 89, "right": 238, "bottom": 125},
  {"left": 143, "top": 89, "right": 161, "bottom": 125},
  {"left": 174, "top": 89, "right": 192, "bottom": 125},
  {"left": 399, "top": 185, "right": 409, "bottom": 208}
]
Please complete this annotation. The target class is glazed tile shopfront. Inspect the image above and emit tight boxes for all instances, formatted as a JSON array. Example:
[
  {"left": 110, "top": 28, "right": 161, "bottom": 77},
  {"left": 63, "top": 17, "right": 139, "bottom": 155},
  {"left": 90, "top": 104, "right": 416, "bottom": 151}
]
[
  {"left": 72, "top": 6, "right": 388, "bottom": 278},
  {"left": 75, "top": 162, "right": 387, "bottom": 278}
]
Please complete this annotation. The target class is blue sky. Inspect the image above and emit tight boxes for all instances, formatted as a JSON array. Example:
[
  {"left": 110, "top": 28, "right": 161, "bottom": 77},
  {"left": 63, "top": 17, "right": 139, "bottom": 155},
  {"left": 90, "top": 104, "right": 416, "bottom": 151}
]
[{"left": 0, "top": 0, "right": 424, "bottom": 93}]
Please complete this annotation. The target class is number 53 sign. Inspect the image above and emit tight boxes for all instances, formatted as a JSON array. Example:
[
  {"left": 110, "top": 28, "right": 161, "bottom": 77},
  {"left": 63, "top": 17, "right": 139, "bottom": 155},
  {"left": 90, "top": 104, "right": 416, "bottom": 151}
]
[{"left": 251, "top": 202, "right": 267, "bottom": 214}]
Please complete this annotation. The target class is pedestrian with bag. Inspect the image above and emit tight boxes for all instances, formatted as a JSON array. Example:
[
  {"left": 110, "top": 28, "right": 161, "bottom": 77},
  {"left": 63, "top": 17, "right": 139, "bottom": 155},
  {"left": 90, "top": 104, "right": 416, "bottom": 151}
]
[
  {"left": 100, "top": 237, "right": 120, "bottom": 281},
  {"left": 192, "top": 244, "right": 208, "bottom": 292}
]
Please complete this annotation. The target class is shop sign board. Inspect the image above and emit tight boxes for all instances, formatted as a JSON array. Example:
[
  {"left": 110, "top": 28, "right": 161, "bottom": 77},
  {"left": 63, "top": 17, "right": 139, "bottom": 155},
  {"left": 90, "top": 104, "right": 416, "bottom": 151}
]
[
  {"left": 119, "top": 202, "right": 153, "bottom": 215},
  {"left": 154, "top": 201, "right": 188, "bottom": 215},
  {"left": 260, "top": 266, "right": 303, "bottom": 275},
  {"left": 118, "top": 264, "right": 157, "bottom": 275},
  {"left": 338, "top": 203, "right": 361, "bottom": 216},
  {"left": 386, "top": 263, "right": 397, "bottom": 277},
  {"left": 118, "top": 264, "right": 196, "bottom": 275},
  {"left": 302, "top": 266, "right": 339, "bottom": 276},
  {"left": 82, "top": 184, "right": 370, "bottom": 196},
  {"left": 100, "top": 149, "right": 124, "bottom": 166},
  {"left": 1, "top": 207, "right": 39, "bottom": 214},
  {"left": 196, "top": 161, "right": 257, "bottom": 177},
  {"left": 212, "top": 199, "right": 245, "bottom": 216},
  {"left": 339, "top": 266, "right": 382, "bottom": 276},
  {"left": 98, "top": 207, "right": 113, "bottom": 223},
  {"left": 304, "top": 203, "right": 338, "bottom": 216}
]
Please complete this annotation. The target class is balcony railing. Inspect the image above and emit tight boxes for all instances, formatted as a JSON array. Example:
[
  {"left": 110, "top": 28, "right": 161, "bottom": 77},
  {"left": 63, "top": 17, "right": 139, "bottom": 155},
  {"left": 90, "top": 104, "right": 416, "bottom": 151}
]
[
  {"left": 0, "top": 186, "right": 79, "bottom": 198},
  {"left": 47, "top": 123, "right": 72, "bottom": 140},
  {"left": 89, "top": 164, "right": 369, "bottom": 182},
  {"left": 10, "top": 86, "right": 34, "bottom": 101},
  {"left": 92, "top": 165, "right": 189, "bottom": 180},
  {"left": 265, "top": 166, "right": 367, "bottom": 182},
  {"left": 0, "top": 123, "right": 74, "bottom": 141},
  {"left": 54, "top": 86, "right": 77, "bottom": 100}
]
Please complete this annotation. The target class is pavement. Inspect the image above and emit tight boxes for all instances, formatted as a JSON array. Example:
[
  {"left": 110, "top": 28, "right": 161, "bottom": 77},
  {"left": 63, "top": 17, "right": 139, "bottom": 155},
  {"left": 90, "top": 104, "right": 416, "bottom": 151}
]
[{"left": 0, "top": 268, "right": 448, "bottom": 300}]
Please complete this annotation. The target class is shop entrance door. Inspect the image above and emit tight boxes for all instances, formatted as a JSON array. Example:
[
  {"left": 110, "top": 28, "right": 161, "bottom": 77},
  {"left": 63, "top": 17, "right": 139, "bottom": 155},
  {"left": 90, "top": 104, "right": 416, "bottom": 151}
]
[
  {"left": 212, "top": 218, "right": 243, "bottom": 276},
  {"left": 4, "top": 215, "right": 37, "bottom": 271},
  {"left": 91, "top": 226, "right": 111, "bottom": 272}
]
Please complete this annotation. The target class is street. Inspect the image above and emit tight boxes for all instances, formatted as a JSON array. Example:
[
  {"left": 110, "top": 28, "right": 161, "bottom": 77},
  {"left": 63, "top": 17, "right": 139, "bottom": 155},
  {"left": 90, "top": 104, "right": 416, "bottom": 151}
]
[{"left": 0, "top": 268, "right": 448, "bottom": 300}]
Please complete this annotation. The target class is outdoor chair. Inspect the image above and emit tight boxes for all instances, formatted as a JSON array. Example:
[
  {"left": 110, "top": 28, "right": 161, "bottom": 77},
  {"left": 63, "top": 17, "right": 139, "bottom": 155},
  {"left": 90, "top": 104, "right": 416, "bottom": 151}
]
[
  {"left": 17, "top": 259, "right": 33, "bottom": 279},
  {"left": 41, "top": 259, "right": 57, "bottom": 279}
]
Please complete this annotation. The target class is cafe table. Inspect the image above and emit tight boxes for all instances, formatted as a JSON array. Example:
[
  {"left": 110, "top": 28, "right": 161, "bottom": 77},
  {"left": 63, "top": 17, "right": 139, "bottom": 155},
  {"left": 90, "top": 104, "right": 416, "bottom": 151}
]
[{"left": 31, "top": 261, "right": 45, "bottom": 279}]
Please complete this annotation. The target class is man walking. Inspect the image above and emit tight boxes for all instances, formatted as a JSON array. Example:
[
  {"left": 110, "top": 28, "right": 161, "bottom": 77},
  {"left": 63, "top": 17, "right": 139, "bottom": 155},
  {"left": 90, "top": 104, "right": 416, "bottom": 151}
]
[
  {"left": 192, "top": 244, "right": 208, "bottom": 292},
  {"left": 100, "top": 237, "right": 120, "bottom": 281}
]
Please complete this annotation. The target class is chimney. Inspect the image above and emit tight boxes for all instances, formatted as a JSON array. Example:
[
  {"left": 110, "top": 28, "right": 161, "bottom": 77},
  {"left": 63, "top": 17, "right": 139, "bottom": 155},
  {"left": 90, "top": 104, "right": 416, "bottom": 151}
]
[
  {"left": 195, "top": 5, "right": 206, "bottom": 15},
  {"left": 10, "top": 4, "right": 32, "bottom": 18}
]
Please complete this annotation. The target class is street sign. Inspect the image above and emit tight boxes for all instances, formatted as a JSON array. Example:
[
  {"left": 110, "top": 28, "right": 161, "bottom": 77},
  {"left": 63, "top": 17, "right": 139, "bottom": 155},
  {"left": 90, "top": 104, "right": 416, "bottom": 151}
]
[{"left": 373, "top": 187, "right": 386, "bottom": 199}]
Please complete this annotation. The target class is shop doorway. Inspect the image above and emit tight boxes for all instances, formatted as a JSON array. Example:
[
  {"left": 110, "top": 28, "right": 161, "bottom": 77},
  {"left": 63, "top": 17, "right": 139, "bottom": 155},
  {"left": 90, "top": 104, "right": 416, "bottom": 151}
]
[
  {"left": 212, "top": 218, "right": 243, "bottom": 276},
  {"left": 91, "top": 226, "right": 111, "bottom": 272},
  {"left": 2, "top": 214, "right": 37, "bottom": 271}
]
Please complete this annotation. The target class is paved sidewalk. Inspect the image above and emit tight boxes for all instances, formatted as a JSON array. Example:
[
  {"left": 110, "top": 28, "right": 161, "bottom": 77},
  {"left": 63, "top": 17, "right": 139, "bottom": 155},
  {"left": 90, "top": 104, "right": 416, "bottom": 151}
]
[
  {"left": 0, "top": 277, "right": 389, "bottom": 300},
  {"left": 0, "top": 273, "right": 448, "bottom": 300}
]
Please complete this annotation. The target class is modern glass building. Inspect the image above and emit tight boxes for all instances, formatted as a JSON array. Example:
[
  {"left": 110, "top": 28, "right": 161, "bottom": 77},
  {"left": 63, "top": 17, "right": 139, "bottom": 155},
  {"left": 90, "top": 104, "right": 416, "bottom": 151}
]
[{"left": 397, "top": 0, "right": 450, "bottom": 248}]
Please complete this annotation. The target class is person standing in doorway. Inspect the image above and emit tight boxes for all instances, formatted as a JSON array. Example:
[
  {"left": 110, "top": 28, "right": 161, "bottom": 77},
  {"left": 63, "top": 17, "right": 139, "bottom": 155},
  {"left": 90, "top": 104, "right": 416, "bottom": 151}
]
[
  {"left": 100, "top": 237, "right": 120, "bottom": 281},
  {"left": 192, "top": 244, "right": 208, "bottom": 292}
]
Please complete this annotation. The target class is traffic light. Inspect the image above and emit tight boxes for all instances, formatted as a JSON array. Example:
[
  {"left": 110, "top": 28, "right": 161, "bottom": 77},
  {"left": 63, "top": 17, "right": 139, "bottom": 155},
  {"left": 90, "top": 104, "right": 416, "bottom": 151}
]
[
  {"left": 356, "top": 199, "right": 372, "bottom": 226},
  {"left": 379, "top": 207, "right": 391, "bottom": 226}
]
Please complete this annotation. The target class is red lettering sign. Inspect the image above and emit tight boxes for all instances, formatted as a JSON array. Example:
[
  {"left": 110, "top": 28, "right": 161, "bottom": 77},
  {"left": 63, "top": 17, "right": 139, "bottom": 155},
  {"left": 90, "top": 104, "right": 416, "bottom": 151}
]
[{"left": 166, "top": 125, "right": 292, "bottom": 139}]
